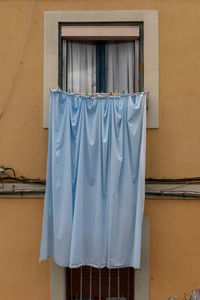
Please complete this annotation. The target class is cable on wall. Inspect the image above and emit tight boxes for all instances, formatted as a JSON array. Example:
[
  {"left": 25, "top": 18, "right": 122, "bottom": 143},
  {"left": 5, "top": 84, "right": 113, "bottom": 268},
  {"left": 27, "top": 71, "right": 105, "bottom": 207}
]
[
  {"left": 0, "top": 0, "right": 35, "bottom": 120},
  {"left": 1, "top": 165, "right": 200, "bottom": 185},
  {"left": 146, "top": 177, "right": 200, "bottom": 184},
  {"left": 1, "top": 166, "right": 200, "bottom": 198}
]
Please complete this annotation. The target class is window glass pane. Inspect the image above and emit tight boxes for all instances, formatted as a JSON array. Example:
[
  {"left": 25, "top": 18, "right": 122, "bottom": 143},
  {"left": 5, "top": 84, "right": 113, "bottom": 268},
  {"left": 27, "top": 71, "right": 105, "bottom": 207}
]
[
  {"left": 62, "top": 40, "right": 139, "bottom": 94},
  {"left": 105, "top": 41, "right": 139, "bottom": 93},
  {"left": 106, "top": 298, "right": 127, "bottom": 300},
  {"left": 96, "top": 42, "right": 105, "bottom": 93},
  {"left": 66, "top": 40, "right": 96, "bottom": 93},
  {"left": 67, "top": 267, "right": 134, "bottom": 300},
  {"left": 73, "top": 296, "right": 95, "bottom": 300}
]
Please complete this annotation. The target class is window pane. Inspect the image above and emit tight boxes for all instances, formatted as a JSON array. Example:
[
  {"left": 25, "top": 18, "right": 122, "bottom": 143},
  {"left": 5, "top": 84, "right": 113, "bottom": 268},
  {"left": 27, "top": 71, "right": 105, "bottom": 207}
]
[
  {"left": 66, "top": 40, "right": 96, "bottom": 93},
  {"left": 66, "top": 267, "right": 134, "bottom": 300},
  {"left": 106, "top": 298, "right": 127, "bottom": 300},
  {"left": 73, "top": 298, "right": 95, "bottom": 300},
  {"left": 105, "top": 41, "right": 139, "bottom": 93},
  {"left": 62, "top": 40, "right": 139, "bottom": 94}
]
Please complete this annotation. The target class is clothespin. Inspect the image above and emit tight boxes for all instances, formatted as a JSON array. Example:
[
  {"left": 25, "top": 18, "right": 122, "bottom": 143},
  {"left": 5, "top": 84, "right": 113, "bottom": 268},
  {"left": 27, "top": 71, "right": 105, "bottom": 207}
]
[
  {"left": 143, "top": 88, "right": 146, "bottom": 93},
  {"left": 126, "top": 90, "right": 128, "bottom": 95},
  {"left": 132, "top": 90, "right": 134, "bottom": 95},
  {"left": 139, "top": 88, "right": 142, "bottom": 93},
  {"left": 51, "top": 85, "right": 55, "bottom": 90}
]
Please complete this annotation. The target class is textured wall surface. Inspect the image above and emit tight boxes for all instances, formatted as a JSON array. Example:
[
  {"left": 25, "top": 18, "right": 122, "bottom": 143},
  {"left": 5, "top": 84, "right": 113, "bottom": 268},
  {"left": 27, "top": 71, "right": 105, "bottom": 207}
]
[
  {"left": 144, "top": 199, "right": 200, "bottom": 300},
  {"left": 0, "top": 197, "right": 50, "bottom": 300},
  {"left": 0, "top": 198, "right": 200, "bottom": 300},
  {"left": 0, "top": 1, "right": 200, "bottom": 300},
  {"left": 0, "top": 0, "right": 200, "bottom": 179}
]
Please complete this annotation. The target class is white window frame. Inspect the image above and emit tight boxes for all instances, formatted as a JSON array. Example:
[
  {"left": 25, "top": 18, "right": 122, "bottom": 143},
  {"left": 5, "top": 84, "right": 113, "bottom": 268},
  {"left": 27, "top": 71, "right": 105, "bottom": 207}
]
[
  {"left": 50, "top": 216, "right": 150, "bottom": 300},
  {"left": 43, "top": 11, "right": 159, "bottom": 128}
]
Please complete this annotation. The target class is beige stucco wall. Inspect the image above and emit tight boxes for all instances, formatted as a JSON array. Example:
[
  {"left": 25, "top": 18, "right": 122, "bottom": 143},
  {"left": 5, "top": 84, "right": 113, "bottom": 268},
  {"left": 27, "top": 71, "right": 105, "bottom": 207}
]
[
  {"left": 0, "top": 0, "right": 200, "bottom": 179},
  {"left": 1, "top": 197, "right": 200, "bottom": 300},
  {"left": 0, "top": 1, "right": 200, "bottom": 300},
  {"left": 0, "top": 197, "right": 50, "bottom": 300},
  {"left": 144, "top": 199, "right": 200, "bottom": 300}
]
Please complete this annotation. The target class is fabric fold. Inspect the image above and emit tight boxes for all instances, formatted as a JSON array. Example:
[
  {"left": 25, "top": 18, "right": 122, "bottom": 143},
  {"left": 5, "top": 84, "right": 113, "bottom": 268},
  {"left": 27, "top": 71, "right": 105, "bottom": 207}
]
[{"left": 40, "top": 90, "right": 146, "bottom": 269}]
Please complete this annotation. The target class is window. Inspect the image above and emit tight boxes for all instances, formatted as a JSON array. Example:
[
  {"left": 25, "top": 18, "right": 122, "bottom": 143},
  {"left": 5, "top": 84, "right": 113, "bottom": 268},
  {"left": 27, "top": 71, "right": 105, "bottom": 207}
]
[
  {"left": 66, "top": 267, "right": 134, "bottom": 300},
  {"left": 50, "top": 216, "right": 150, "bottom": 300},
  {"left": 59, "top": 23, "right": 144, "bottom": 94},
  {"left": 43, "top": 11, "right": 158, "bottom": 128},
  {"left": 44, "top": 10, "right": 156, "bottom": 300}
]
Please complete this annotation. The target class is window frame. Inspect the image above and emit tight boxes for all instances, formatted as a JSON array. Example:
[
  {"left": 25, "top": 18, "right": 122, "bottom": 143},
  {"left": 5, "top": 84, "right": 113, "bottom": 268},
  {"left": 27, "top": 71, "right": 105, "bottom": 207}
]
[
  {"left": 43, "top": 11, "right": 159, "bottom": 128},
  {"left": 58, "top": 22, "right": 144, "bottom": 93}
]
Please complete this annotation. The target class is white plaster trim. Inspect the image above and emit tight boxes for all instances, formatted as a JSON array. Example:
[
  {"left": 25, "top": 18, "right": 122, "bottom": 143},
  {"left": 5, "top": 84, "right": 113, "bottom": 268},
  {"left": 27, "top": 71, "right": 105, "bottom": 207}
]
[
  {"left": 2, "top": 183, "right": 200, "bottom": 199},
  {"left": 50, "top": 216, "right": 150, "bottom": 300},
  {"left": 43, "top": 10, "right": 159, "bottom": 128},
  {"left": 134, "top": 216, "right": 150, "bottom": 300},
  {"left": 51, "top": 260, "right": 66, "bottom": 300}
]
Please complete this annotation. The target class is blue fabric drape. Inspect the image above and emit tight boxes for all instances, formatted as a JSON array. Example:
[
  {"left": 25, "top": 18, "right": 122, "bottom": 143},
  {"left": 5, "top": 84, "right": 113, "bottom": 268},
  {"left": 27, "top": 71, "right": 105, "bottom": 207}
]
[{"left": 40, "top": 90, "right": 146, "bottom": 269}]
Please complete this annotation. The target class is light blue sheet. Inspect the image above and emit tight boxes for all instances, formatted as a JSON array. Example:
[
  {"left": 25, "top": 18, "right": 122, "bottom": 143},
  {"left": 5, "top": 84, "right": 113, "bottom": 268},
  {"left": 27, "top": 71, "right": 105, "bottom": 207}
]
[{"left": 40, "top": 90, "right": 146, "bottom": 269}]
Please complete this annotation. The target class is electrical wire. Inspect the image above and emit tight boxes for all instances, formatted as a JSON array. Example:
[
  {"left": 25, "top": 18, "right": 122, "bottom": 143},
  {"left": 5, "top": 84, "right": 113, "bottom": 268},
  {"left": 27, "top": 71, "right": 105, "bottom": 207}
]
[
  {"left": 1, "top": 167, "right": 200, "bottom": 198},
  {"left": 146, "top": 177, "right": 200, "bottom": 184},
  {"left": 4, "top": 168, "right": 16, "bottom": 178},
  {"left": 0, "top": 0, "right": 35, "bottom": 119},
  {"left": 0, "top": 176, "right": 45, "bottom": 184},
  {"left": 1, "top": 171, "right": 200, "bottom": 186},
  {"left": 146, "top": 191, "right": 200, "bottom": 198}
]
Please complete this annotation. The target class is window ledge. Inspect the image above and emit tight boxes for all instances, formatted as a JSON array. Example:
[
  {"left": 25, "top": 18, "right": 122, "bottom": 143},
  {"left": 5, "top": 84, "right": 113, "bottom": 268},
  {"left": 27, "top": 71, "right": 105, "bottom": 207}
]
[{"left": 1, "top": 183, "right": 200, "bottom": 199}]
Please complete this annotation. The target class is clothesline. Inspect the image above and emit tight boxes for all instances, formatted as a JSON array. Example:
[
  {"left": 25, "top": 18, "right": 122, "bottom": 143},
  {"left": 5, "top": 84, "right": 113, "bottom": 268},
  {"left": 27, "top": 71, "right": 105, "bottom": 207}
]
[
  {"left": 50, "top": 87, "right": 148, "bottom": 98},
  {"left": 50, "top": 87, "right": 149, "bottom": 110}
]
